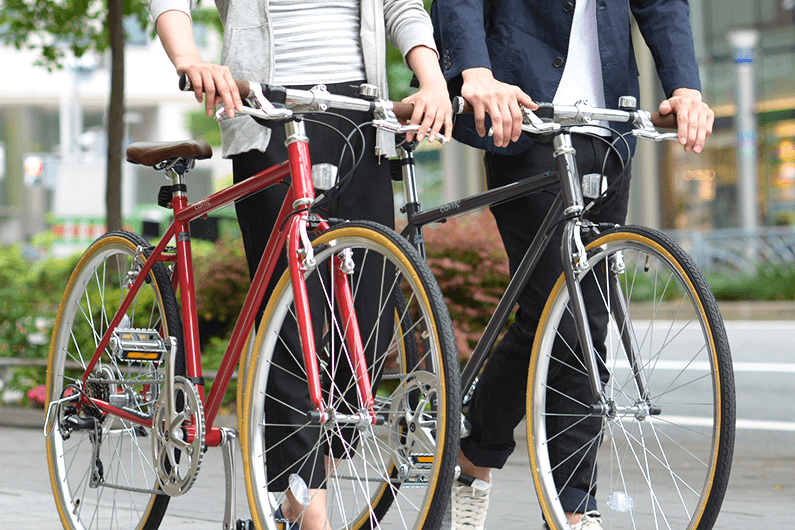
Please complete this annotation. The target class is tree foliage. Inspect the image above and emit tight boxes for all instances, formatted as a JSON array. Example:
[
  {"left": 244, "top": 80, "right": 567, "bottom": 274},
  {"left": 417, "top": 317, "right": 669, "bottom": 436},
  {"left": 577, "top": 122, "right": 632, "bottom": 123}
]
[{"left": 0, "top": 0, "right": 150, "bottom": 70}]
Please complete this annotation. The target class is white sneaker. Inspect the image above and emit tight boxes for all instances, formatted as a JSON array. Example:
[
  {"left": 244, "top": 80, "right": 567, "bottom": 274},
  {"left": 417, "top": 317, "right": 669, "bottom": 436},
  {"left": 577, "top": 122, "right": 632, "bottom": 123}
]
[
  {"left": 569, "top": 510, "right": 603, "bottom": 530},
  {"left": 451, "top": 473, "right": 491, "bottom": 530}
]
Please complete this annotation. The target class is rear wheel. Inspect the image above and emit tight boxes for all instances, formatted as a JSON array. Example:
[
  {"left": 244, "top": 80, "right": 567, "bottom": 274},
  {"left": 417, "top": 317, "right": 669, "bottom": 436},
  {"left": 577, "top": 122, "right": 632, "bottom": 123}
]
[
  {"left": 528, "top": 226, "right": 735, "bottom": 530},
  {"left": 241, "top": 221, "right": 460, "bottom": 530},
  {"left": 46, "top": 231, "right": 183, "bottom": 530}
]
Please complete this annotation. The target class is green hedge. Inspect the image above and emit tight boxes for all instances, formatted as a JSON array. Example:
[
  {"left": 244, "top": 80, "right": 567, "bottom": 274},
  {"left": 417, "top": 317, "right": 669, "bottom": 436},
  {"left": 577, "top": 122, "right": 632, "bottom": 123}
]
[{"left": 3, "top": 219, "right": 795, "bottom": 405}]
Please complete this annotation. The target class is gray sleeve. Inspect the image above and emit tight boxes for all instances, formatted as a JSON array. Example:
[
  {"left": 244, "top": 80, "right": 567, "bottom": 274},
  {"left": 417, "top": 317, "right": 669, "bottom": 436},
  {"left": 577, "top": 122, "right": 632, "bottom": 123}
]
[
  {"left": 383, "top": 0, "right": 438, "bottom": 60},
  {"left": 148, "top": 0, "right": 196, "bottom": 23}
]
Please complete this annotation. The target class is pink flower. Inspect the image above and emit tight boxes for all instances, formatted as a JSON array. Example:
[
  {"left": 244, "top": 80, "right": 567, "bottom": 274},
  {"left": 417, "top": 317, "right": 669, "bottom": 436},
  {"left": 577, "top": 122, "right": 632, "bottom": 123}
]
[{"left": 27, "top": 384, "right": 47, "bottom": 407}]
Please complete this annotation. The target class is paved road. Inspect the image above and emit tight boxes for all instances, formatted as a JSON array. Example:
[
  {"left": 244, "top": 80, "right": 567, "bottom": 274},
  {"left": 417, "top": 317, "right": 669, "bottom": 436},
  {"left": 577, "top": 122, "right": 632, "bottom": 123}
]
[{"left": 2, "top": 321, "right": 793, "bottom": 528}]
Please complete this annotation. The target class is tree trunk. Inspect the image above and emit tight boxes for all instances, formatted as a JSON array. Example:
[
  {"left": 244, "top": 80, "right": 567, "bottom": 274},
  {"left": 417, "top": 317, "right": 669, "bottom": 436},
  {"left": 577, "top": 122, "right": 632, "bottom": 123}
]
[{"left": 106, "top": 0, "right": 125, "bottom": 232}]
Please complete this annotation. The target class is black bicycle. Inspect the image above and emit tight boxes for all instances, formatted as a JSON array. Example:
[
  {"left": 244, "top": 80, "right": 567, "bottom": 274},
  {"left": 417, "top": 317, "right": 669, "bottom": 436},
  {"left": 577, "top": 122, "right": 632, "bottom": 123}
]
[{"left": 395, "top": 98, "right": 736, "bottom": 530}]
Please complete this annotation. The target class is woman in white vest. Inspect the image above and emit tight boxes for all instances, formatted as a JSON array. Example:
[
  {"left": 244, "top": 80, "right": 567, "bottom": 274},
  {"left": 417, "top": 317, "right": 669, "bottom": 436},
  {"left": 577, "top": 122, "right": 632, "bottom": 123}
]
[{"left": 149, "top": 1, "right": 452, "bottom": 529}]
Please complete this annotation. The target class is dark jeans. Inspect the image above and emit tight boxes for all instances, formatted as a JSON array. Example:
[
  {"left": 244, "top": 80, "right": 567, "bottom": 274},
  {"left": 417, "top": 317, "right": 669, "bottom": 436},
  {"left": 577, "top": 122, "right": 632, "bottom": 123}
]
[
  {"left": 231, "top": 81, "right": 394, "bottom": 491},
  {"left": 460, "top": 134, "right": 631, "bottom": 513}
]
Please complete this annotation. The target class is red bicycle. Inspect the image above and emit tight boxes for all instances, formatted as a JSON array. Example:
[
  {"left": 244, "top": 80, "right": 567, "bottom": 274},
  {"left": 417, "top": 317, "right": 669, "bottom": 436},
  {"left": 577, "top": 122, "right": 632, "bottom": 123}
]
[{"left": 44, "top": 78, "right": 460, "bottom": 530}]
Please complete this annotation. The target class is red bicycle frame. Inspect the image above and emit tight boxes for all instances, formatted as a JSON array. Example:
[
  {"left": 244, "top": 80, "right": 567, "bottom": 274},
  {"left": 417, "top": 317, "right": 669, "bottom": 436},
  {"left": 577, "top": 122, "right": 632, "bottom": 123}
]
[{"left": 79, "top": 120, "right": 375, "bottom": 446}]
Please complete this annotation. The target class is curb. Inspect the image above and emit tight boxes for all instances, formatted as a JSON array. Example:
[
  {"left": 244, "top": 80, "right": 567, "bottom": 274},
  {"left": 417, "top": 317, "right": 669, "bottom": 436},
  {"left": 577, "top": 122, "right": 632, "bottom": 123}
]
[
  {"left": 716, "top": 301, "right": 795, "bottom": 321},
  {"left": 0, "top": 406, "right": 45, "bottom": 429}
]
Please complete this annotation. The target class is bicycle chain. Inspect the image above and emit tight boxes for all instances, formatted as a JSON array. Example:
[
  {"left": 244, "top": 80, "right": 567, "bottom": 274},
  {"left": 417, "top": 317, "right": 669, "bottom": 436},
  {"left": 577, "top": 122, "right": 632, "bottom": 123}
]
[
  {"left": 86, "top": 378, "right": 164, "bottom": 386},
  {"left": 95, "top": 478, "right": 167, "bottom": 496}
]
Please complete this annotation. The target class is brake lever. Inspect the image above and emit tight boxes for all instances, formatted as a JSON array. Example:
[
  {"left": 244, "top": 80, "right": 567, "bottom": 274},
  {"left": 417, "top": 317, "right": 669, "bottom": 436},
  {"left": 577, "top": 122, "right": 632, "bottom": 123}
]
[
  {"left": 214, "top": 105, "right": 293, "bottom": 122},
  {"left": 632, "top": 129, "right": 679, "bottom": 142},
  {"left": 373, "top": 120, "right": 450, "bottom": 144}
]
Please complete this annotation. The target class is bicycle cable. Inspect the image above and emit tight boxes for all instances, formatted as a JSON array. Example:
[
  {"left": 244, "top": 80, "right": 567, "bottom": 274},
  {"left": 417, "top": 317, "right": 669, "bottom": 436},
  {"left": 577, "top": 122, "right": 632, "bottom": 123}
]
[
  {"left": 226, "top": 110, "right": 366, "bottom": 213},
  {"left": 297, "top": 112, "right": 368, "bottom": 211},
  {"left": 571, "top": 124, "right": 632, "bottom": 217}
]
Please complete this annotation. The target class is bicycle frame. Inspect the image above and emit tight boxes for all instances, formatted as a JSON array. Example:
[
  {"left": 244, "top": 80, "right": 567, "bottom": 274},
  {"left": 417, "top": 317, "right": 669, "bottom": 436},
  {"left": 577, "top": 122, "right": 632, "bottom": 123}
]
[
  {"left": 399, "top": 131, "right": 638, "bottom": 411},
  {"left": 77, "top": 120, "right": 375, "bottom": 446}
]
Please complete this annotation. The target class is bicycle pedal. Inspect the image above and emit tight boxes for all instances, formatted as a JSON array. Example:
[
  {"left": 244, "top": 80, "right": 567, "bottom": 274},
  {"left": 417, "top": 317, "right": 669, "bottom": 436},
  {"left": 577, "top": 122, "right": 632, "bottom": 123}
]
[
  {"left": 108, "top": 328, "right": 169, "bottom": 362},
  {"left": 410, "top": 453, "right": 434, "bottom": 470},
  {"left": 235, "top": 519, "right": 254, "bottom": 530}
]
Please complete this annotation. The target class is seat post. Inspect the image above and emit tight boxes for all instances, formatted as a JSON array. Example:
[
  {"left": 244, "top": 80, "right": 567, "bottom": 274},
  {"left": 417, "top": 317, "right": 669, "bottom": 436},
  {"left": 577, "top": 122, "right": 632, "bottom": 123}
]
[{"left": 166, "top": 167, "right": 188, "bottom": 207}]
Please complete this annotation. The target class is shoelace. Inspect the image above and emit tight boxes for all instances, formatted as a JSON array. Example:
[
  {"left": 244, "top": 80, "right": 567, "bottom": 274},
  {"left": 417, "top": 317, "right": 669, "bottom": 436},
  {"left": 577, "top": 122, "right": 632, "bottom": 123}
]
[
  {"left": 451, "top": 483, "right": 490, "bottom": 529},
  {"left": 570, "top": 510, "right": 603, "bottom": 530}
]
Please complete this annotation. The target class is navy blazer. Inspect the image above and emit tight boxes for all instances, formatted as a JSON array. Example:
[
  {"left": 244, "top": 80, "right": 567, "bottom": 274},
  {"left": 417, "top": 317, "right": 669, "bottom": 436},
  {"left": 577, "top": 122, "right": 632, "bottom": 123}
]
[{"left": 432, "top": 0, "right": 703, "bottom": 157}]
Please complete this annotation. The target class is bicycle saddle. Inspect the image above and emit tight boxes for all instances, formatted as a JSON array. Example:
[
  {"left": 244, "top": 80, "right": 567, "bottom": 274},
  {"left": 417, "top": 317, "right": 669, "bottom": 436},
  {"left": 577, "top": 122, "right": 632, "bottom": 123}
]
[{"left": 126, "top": 140, "right": 212, "bottom": 167}]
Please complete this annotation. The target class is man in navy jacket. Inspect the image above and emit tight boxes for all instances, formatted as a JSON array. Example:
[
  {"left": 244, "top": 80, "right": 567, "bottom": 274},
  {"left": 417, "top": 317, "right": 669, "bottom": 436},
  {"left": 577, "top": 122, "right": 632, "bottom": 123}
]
[{"left": 432, "top": 1, "right": 714, "bottom": 528}]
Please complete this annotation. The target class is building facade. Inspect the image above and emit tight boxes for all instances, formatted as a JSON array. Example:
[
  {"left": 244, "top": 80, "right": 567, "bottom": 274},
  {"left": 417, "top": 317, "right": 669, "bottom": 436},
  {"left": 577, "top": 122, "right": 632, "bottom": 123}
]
[
  {"left": 653, "top": 0, "right": 795, "bottom": 230},
  {"left": 0, "top": 17, "right": 229, "bottom": 249}
]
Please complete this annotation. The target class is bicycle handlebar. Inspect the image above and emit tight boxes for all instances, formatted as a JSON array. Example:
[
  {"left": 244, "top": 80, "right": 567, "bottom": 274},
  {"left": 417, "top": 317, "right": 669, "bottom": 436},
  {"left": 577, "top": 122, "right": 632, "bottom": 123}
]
[
  {"left": 179, "top": 73, "right": 415, "bottom": 121},
  {"left": 451, "top": 96, "right": 679, "bottom": 141},
  {"left": 179, "top": 73, "right": 674, "bottom": 142}
]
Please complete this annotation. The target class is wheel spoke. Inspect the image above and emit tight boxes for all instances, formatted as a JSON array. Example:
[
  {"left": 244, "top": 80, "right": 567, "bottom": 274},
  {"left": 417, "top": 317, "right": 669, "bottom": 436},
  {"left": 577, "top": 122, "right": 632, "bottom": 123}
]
[
  {"left": 529, "top": 229, "right": 733, "bottom": 530},
  {"left": 47, "top": 233, "right": 180, "bottom": 529},
  {"left": 242, "top": 224, "right": 458, "bottom": 530}
]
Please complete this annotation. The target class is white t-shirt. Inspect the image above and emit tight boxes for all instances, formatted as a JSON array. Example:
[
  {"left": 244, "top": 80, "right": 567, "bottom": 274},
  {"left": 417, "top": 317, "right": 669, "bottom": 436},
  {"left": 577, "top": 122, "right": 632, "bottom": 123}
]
[
  {"left": 271, "top": 0, "right": 367, "bottom": 85},
  {"left": 553, "top": 0, "right": 610, "bottom": 135}
]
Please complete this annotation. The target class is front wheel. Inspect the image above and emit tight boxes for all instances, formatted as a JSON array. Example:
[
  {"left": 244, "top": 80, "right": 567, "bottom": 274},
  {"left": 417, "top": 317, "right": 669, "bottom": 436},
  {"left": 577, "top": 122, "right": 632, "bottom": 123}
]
[
  {"left": 528, "top": 226, "right": 735, "bottom": 530},
  {"left": 241, "top": 221, "right": 460, "bottom": 530}
]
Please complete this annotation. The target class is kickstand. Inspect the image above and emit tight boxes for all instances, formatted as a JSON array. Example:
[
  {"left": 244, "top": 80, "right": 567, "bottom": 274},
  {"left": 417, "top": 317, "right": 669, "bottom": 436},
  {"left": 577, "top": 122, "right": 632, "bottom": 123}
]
[{"left": 219, "top": 428, "right": 238, "bottom": 530}]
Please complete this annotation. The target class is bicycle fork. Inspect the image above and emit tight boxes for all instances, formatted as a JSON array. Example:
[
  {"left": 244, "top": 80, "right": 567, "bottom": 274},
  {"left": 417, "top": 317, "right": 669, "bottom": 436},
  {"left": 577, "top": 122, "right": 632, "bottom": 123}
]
[
  {"left": 284, "top": 120, "right": 377, "bottom": 425},
  {"left": 554, "top": 133, "right": 653, "bottom": 417}
]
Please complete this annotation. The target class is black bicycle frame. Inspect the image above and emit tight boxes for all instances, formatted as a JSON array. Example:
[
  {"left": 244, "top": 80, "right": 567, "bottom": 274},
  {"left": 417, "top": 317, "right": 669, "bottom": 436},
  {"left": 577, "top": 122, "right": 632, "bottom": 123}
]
[{"left": 398, "top": 145, "right": 565, "bottom": 402}]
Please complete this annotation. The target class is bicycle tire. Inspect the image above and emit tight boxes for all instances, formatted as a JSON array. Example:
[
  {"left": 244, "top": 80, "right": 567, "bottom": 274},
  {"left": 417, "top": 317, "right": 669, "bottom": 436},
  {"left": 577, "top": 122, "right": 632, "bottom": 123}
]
[
  {"left": 46, "top": 231, "right": 184, "bottom": 530},
  {"left": 528, "top": 225, "right": 735, "bottom": 530},
  {"left": 240, "top": 221, "right": 460, "bottom": 530}
]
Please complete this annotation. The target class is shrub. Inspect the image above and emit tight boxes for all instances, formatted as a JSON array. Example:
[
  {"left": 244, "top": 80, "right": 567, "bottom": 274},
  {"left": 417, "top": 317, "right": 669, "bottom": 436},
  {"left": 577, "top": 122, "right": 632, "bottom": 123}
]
[
  {"left": 0, "top": 245, "right": 77, "bottom": 360},
  {"left": 706, "top": 263, "right": 795, "bottom": 301},
  {"left": 193, "top": 235, "right": 251, "bottom": 345},
  {"left": 0, "top": 243, "right": 79, "bottom": 404}
]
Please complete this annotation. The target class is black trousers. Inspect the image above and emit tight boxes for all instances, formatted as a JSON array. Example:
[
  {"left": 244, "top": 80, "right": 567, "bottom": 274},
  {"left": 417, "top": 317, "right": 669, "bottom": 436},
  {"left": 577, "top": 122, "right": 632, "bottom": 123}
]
[
  {"left": 231, "top": 82, "right": 394, "bottom": 491},
  {"left": 459, "top": 134, "right": 631, "bottom": 513}
]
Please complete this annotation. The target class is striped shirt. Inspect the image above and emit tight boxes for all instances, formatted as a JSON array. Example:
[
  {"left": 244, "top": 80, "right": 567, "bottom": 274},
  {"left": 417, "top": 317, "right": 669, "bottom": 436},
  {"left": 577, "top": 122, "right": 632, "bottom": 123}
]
[{"left": 271, "top": 0, "right": 367, "bottom": 85}]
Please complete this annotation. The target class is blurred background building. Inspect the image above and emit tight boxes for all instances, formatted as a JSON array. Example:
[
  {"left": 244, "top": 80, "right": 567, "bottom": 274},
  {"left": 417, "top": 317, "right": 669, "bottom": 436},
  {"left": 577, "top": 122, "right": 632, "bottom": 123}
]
[
  {"left": 634, "top": 0, "right": 795, "bottom": 231},
  {"left": 0, "top": 17, "right": 231, "bottom": 255},
  {"left": 0, "top": 0, "right": 793, "bottom": 253}
]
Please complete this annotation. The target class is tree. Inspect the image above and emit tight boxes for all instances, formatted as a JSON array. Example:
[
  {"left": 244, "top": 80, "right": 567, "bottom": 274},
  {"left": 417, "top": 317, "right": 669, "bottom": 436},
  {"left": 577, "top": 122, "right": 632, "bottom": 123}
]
[
  {"left": 1, "top": 0, "right": 432, "bottom": 229},
  {"left": 0, "top": 0, "right": 150, "bottom": 232}
]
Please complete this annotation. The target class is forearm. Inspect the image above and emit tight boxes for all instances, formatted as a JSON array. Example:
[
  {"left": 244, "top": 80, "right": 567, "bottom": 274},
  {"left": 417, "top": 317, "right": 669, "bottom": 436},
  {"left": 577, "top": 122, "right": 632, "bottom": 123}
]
[
  {"left": 154, "top": 9, "right": 241, "bottom": 116},
  {"left": 155, "top": 10, "right": 202, "bottom": 74},
  {"left": 406, "top": 45, "right": 447, "bottom": 90}
]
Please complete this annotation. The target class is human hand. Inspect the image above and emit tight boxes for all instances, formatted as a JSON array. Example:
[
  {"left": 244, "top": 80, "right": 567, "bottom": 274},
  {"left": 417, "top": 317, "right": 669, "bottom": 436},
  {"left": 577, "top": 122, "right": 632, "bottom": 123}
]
[
  {"left": 461, "top": 68, "right": 537, "bottom": 148},
  {"left": 179, "top": 62, "right": 243, "bottom": 118},
  {"left": 401, "top": 81, "right": 453, "bottom": 144},
  {"left": 658, "top": 88, "right": 714, "bottom": 153}
]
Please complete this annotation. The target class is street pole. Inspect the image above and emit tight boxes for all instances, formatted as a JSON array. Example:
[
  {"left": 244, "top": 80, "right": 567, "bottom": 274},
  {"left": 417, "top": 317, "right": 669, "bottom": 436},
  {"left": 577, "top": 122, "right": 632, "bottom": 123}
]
[{"left": 727, "top": 28, "right": 760, "bottom": 232}]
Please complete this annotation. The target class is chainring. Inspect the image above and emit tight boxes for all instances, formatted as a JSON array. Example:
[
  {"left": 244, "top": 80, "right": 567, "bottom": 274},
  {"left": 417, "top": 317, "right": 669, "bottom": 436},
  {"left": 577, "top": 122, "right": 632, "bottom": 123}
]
[{"left": 151, "top": 376, "right": 205, "bottom": 496}]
